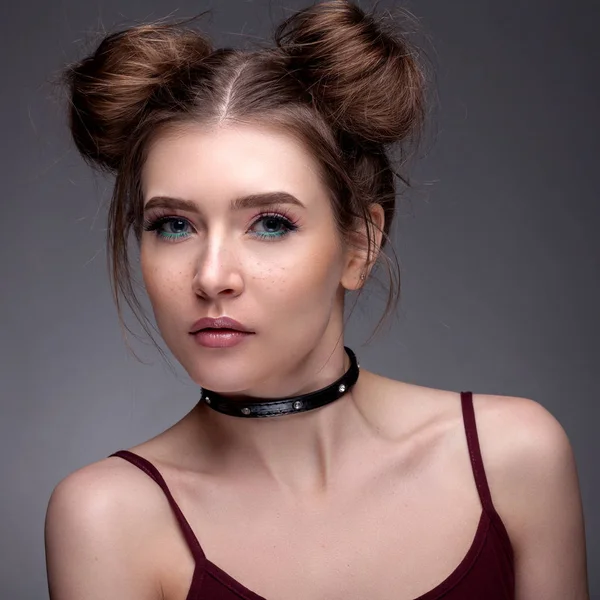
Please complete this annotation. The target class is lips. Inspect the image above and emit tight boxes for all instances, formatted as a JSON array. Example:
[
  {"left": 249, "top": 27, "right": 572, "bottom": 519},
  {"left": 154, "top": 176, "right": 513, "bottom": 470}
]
[{"left": 190, "top": 316, "right": 252, "bottom": 334}]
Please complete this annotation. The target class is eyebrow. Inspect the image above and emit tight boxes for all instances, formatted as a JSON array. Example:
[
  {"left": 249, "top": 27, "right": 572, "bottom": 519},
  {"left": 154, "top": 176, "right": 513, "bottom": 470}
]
[{"left": 143, "top": 191, "right": 305, "bottom": 214}]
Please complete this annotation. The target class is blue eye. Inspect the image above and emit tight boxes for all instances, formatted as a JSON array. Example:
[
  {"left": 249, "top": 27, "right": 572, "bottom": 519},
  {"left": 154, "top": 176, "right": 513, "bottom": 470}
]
[
  {"left": 143, "top": 217, "right": 192, "bottom": 242},
  {"left": 250, "top": 213, "right": 298, "bottom": 240},
  {"left": 142, "top": 212, "right": 299, "bottom": 243}
]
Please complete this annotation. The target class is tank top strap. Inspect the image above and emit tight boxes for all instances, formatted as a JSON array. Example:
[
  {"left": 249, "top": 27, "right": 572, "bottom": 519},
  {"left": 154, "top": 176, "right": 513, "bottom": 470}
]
[
  {"left": 460, "top": 391, "right": 496, "bottom": 515},
  {"left": 108, "top": 450, "right": 206, "bottom": 561}
]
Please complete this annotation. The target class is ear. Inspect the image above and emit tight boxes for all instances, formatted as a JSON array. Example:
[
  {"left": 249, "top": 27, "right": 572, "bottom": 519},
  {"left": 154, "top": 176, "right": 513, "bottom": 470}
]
[{"left": 340, "top": 203, "right": 385, "bottom": 291}]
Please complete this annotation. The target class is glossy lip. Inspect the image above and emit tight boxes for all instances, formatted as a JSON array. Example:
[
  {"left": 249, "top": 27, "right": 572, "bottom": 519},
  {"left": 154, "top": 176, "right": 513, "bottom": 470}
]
[
  {"left": 192, "top": 329, "right": 252, "bottom": 349},
  {"left": 189, "top": 316, "right": 253, "bottom": 334}
]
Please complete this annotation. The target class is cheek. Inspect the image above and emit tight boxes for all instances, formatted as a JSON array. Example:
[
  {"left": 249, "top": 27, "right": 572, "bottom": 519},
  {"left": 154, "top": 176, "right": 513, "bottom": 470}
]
[
  {"left": 140, "top": 246, "right": 191, "bottom": 324},
  {"left": 261, "top": 238, "right": 343, "bottom": 315}
]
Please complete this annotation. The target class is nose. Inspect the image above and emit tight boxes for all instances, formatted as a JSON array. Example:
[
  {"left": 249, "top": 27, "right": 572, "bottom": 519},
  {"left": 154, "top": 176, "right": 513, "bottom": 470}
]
[{"left": 191, "top": 232, "right": 243, "bottom": 301}]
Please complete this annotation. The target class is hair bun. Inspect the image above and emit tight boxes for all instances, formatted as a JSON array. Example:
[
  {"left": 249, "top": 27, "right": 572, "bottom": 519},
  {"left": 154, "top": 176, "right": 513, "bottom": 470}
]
[
  {"left": 64, "top": 23, "right": 212, "bottom": 171},
  {"left": 274, "top": 0, "right": 425, "bottom": 145}
]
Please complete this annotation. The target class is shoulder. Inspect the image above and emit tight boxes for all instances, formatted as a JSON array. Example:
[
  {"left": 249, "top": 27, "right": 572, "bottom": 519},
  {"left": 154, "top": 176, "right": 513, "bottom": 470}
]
[
  {"left": 471, "top": 392, "right": 577, "bottom": 504},
  {"left": 471, "top": 391, "right": 582, "bottom": 520},
  {"left": 371, "top": 376, "right": 579, "bottom": 520},
  {"left": 452, "top": 392, "right": 579, "bottom": 525},
  {"left": 471, "top": 392, "right": 571, "bottom": 461},
  {"left": 473, "top": 394, "right": 590, "bottom": 595},
  {"left": 46, "top": 454, "right": 168, "bottom": 528},
  {"left": 361, "top": 374, "right": 573, "bottom": 466},
  {"left": 473, "top": 393, "right": 590, "bottom": 596},
  {"left": 45, "top": 456, "right": 168, "bottom": 599}
]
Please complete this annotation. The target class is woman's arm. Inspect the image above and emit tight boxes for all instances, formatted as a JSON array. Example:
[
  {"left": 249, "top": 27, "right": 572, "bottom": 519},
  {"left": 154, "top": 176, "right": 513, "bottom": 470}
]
[
  {"left": 45, "top": 461, "right": 164, "bottom": 600},
  {"left": 486, "top": 395, "right": 590, "bottom": 599}
]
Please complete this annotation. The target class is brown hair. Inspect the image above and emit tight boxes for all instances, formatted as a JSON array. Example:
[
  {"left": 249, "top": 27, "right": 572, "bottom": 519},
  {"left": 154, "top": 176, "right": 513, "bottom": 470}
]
[{"left": 62, "top": 0, "right": 426, "bottom": 359}]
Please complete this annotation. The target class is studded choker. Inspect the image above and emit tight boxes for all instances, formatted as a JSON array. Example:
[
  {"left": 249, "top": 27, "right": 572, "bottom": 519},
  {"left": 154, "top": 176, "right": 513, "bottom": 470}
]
[{"left": 199, "top": 346, "right": 360, "bottom": 418}]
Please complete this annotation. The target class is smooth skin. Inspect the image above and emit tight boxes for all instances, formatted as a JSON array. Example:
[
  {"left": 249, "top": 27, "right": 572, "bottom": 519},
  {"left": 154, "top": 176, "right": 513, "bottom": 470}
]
[{"left": 45, "top": 124, "right": 590, "bottom": 599}]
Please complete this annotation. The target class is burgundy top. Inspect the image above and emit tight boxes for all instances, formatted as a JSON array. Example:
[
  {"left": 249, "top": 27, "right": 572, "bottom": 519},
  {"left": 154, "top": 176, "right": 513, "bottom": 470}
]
[{"left": 109, "top": 391, "right": 515, "bottom": 599}]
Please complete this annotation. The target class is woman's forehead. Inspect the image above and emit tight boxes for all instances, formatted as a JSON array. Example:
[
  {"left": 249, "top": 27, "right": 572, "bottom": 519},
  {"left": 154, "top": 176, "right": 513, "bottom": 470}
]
[{"left": 141, "top": 123, "right": 324, "bottom": 203}]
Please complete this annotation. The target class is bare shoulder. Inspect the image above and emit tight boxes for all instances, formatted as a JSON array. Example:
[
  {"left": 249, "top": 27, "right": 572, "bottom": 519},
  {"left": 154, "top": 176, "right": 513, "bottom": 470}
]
[
  {"left": 372, "top": 375, "right": 574, "bottom": 473},
  {"left": 468, "top": 392, "right": 577, "bottom": 501},
  {"left": 468, "top": 390, "right": 573, "bottom": 474},
  {"left": 469, "top": 392, "right": 582, "bottom": 526},
  {"left": 471, "top": 390, "right": 568, "bottom": 446},
  {"left": 45, "top": 456, "right": 167, "bottom": 599},
  {"left": 356, "top": 373, "right": 589, "bottom": 596},
  {"left": 396, "top": 383, "right": 579, "bottom": 515},
  {"left": 472, "top": 392, "right": 589, "bottom": 597},
  {"left": 369, "top": 374, "right": 580, "bottom": 525}
]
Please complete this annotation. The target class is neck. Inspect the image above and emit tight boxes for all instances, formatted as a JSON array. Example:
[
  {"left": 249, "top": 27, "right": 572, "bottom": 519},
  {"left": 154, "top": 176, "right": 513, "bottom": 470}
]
[
  {"left": 200, "top": 346, "right": 358, "bottom": 418},
  {"left": 191, "top": 353, "right": 374, "bottom": 496}
]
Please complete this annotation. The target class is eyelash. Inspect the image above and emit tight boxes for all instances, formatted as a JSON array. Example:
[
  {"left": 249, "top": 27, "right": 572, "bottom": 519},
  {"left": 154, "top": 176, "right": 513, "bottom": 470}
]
[{"left": 142, "top": 209, "right": 300, "bottom": 243}]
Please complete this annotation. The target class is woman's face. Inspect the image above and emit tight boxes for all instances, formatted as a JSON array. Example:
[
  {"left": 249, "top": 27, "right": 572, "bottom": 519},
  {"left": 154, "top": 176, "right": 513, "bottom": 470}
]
[{"left": 140, "top": 123, "right": 362, "bottom": 396}]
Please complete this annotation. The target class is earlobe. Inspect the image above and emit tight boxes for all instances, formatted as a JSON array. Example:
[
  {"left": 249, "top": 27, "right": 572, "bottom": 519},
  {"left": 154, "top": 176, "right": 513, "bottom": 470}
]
[
  {"left": 340, "top": 203, "right": 385, "bottom": 291},
  {"left": 340, "top": 269, "right": 366, "bottom": 292}
]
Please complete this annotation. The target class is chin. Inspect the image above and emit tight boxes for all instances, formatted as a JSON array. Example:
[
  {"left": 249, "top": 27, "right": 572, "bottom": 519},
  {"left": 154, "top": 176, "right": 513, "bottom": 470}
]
[{"left": 182, "top": 358, "right": 261, "bottom": 393}]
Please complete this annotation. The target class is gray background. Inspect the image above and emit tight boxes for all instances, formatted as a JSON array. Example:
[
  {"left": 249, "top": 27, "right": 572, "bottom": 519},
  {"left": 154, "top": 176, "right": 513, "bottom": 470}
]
[{"left": 1, "top": 0, "right": 598, "bottom": 597}]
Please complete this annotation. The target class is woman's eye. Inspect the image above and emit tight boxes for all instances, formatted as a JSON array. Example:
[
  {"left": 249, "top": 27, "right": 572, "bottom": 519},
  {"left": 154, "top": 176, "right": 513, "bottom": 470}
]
[
  {"left": 143, "top": 217, "right": 193, "bottom": 242},
  {"left": 142, "top": 213, "right": 298, "bottom": 243},
  {"left": 250, "top": 214, "right": 298, "bottom": 240}
]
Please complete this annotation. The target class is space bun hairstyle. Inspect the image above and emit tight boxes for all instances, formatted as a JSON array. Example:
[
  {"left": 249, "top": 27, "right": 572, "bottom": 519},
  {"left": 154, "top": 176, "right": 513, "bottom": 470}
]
[
  {"left": 65, "top": 24, "right": 213, "bottom": 172},
  {"left": 63, "top": 0, "right": 427, "bottom": 353}
]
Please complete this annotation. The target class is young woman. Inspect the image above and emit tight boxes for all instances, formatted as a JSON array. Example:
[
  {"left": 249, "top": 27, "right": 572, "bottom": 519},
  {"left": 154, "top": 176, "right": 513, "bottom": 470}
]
[{"left": 44, "top": 1, "right": 589, "bottom": 598}]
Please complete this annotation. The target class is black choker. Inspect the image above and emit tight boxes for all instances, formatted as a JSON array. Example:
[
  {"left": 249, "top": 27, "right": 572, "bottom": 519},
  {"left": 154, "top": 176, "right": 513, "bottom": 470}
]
[{"left": 199, "top": 346, "right": 360, "bottom": 418}]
